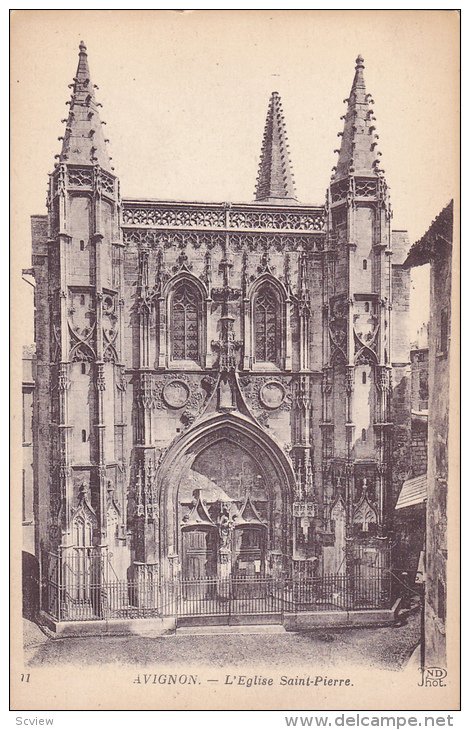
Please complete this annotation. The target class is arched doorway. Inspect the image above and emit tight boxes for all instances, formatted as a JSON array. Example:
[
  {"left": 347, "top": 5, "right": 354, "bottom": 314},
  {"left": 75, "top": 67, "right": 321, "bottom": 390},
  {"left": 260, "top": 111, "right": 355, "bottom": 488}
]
[{"left": 158, "top": 414, "right": 295, "bottom": 581}]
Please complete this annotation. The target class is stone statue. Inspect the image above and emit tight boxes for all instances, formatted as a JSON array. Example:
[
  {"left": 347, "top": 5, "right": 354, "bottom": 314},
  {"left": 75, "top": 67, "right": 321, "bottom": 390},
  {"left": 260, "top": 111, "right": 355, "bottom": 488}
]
[{"left": 218, "top": 506, "right": 232, "bottom": 547}]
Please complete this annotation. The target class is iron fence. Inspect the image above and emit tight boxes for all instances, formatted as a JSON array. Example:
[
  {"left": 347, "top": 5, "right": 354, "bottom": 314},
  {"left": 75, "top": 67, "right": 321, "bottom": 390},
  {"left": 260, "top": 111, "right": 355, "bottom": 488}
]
[
  {"left": 283, "top": 569, "right": 391, "bottom": 612},
  {"left": 40, "top": 551, "right": 392, "bottom": 622},
  {"left": 178, "top": 576, "right": 285, "bottom": 620}
]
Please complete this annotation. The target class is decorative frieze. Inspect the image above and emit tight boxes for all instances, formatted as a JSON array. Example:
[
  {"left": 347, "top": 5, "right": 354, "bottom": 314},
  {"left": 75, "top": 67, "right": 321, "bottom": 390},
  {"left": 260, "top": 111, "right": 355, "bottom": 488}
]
[
  {"left": 229, "top": 232, "right": 324, "bottom": 253},
  {"left": 122, "top": 206, "right": 226, "bottom": 228},
  {"left": 293, "top": 502, "right": 317, "bottom": 518},
  {"left": 123, "top": 228, "right": 325, "bottom": 252},
  {"left": 123, "top": 228, "right": 226, "bottom": 249},
  {"left": 228, "top": 209, "right": 324, "bottom": 231},
  {"left": 122, "top": 203, "right": 325, "bottom": 232}
]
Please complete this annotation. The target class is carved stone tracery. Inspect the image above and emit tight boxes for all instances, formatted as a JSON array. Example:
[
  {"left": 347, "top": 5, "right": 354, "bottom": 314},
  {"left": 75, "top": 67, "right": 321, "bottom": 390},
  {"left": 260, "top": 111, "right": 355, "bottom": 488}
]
[
  {"left": 68, "top": 167, "right": 93, "bottom": 187},
  {"left": 133, "top": 457, "right": 159, "bottom": 522},
  {"left": 328, "top": 296, "right": 348, "bottom": 364},
  {"left": 122, "top": 204, "right": 325, "bottom": 232},
  {"left": 123, "top": 228, "right": 324, "bottom": 253},
  {"left": 137, "top": 372, "right": 158, "bottom": 410}
]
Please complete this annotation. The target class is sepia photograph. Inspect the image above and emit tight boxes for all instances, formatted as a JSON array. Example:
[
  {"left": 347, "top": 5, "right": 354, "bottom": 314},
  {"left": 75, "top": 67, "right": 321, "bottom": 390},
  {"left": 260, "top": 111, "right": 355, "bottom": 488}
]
[{"left": 10, "top": 9, "right": 460, "bottom": 713}]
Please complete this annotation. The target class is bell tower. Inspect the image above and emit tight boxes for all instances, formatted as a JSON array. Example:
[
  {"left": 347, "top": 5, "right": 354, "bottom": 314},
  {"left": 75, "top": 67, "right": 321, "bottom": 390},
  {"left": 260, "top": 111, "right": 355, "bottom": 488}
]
[
  {"left": 43, "top": 42, "right": 127, "bottom": 569},
  {"left": 322, "top": 56, "right": 393, "bottom": 575}
]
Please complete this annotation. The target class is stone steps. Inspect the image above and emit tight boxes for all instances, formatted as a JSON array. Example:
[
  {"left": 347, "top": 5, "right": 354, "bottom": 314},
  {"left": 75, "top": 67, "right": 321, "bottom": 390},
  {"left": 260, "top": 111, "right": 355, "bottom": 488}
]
[{"left": 175, "top": 624, "right": 286, "bottom": 636}]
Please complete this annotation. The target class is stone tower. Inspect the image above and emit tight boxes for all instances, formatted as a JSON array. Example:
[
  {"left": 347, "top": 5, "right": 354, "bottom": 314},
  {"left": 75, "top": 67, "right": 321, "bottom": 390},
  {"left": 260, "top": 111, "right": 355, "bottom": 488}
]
[
  {"left": 33, "top": 42, "right": 127, "bottom": 578},
  {"left": 321, "top": 55, "right": 403, "bottom": 577}
]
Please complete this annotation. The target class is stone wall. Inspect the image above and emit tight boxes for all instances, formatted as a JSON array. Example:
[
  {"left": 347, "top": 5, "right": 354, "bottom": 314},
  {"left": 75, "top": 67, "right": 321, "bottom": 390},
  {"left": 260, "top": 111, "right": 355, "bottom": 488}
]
[
  {"left": 390, "top": 363, "right": 411, "bottom": 507},
  {"left": 22, "top": 346, "right": 36, "bottom": 555},
  {"left": 425, "top": 237, "right": 452, "bottom": 665},
  {"left": 411, "top": 417, "right": 428, "bottom": 477},
  {"left": 31, "top": 215, "right": 51, "bottom": 555},
  {"left": 411, "top": 348, "right": 429, "bottom": 412}
]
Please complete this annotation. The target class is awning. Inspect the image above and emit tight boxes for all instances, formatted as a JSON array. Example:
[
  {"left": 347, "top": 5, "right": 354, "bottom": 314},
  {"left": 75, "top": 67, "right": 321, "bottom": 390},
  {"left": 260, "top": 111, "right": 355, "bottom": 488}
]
[{"left": 395, "top": 474, "right": 427, "bottom": 510}]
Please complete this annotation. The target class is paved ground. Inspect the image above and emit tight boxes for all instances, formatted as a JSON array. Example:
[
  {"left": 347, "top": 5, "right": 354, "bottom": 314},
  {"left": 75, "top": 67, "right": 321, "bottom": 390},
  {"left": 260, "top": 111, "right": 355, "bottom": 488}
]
[{"left": 24, "top": 609, "right": 420, "bottom": 671}]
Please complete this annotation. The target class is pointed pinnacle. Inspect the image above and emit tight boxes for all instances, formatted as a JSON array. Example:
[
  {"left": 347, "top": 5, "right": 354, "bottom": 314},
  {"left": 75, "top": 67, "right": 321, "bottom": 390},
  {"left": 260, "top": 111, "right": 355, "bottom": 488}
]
[
  {"left": 57, "top": 42, "right": 114, "bottom": 173},
  {"left": 254, "top": 91, "right": 298, "bottom": 205},
  {"left": 332, "top": 55, "right": 383, "bottom": 182}
]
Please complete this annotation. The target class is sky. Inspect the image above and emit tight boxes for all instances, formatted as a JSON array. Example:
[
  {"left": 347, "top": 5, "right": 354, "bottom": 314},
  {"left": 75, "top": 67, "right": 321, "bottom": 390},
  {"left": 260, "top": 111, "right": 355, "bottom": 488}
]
[{"left": 11, "top": 10, "right": 459, "bottom": 345}]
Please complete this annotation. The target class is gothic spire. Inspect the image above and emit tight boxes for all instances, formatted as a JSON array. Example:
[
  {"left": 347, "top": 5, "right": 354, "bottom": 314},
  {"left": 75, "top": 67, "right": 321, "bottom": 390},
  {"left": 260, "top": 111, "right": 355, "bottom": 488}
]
[
  {"left": 57, "top": 41, "right": 114, "bottom": 172},
  {"left": 332, "top": 55, "right": 383, "bottom": 181},
  {"left": 254, "top": 91, "right": 297, "bottom": 205}
]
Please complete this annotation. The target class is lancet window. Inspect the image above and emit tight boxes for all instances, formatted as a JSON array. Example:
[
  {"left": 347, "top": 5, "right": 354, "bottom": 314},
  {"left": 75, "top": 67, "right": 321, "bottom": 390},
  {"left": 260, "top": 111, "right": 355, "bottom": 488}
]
[
  {"left": 254, "top": 284, "right": 279, "bottom": 364},
  {"left": 171, "top": 281, "right": 201, "bottom": 362}
]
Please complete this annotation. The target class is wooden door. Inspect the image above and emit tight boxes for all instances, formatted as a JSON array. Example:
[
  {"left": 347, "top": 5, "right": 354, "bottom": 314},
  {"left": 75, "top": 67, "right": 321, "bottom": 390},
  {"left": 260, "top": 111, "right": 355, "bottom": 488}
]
[
  {"left": 233, "top": 526, "right": 266, "bottom": 577},
  {"left": 182, "top": 528, "right": 217, "bottom": 580}
]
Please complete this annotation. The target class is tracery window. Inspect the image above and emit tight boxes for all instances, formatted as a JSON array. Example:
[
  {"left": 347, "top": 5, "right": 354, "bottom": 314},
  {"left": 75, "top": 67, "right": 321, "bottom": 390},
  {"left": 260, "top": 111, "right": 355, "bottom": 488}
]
[
  {"left": 171, "top": 281, "right": 200, "bottom": 362},
  {"left": 73, "top": 513, "right": 93, "bottom": 547},
  {"left": 254, "top": 284, "right": 279, "bottom": 363}
]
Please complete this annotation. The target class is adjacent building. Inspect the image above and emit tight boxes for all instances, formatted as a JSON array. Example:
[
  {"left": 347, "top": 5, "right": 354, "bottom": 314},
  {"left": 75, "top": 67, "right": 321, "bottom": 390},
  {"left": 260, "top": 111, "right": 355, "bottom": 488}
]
[
  {"left": 404, "top": 201, "right": 453, "bottom": 665},
  {"left": 22, "top": 344, "right": 37, "bottom": 618},
  {"left": 410, "top": 327, "right": 429, "bottom": 479},
  {"left": 22, "top": 344, "right": 36, "bottom": 554}
]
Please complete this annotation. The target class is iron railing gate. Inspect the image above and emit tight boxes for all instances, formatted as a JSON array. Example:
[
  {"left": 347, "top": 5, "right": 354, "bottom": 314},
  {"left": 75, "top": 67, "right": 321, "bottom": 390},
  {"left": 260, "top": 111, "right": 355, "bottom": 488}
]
[
  {"left": 40, "top": 551, "right": 392, "bottom": 624},
  {"left": 176, "top": 576, "right": 284, "bottom": 626}
]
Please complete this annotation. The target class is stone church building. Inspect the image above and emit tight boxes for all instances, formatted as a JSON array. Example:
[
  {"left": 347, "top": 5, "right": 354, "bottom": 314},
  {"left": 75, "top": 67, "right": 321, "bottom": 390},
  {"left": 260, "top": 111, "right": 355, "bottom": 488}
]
[{"left": 30, "top": 44, "right": 411, "bottom": 621}]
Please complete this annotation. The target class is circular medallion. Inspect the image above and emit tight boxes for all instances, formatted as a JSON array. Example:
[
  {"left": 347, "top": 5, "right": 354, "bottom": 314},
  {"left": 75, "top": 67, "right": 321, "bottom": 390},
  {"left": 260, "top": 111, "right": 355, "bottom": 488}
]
[
  {"left": 163, "top": 380, "right": 190, "bottom": 409},
  {"left": 259, "top": 380, "right": 285, "bottom": 410}
]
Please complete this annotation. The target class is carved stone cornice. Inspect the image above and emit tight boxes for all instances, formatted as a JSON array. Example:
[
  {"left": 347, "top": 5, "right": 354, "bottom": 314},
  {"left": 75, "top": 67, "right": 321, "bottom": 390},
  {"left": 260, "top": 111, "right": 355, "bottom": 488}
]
[{"left": 122, "top": 201, "right": 325, "bottom": 232}]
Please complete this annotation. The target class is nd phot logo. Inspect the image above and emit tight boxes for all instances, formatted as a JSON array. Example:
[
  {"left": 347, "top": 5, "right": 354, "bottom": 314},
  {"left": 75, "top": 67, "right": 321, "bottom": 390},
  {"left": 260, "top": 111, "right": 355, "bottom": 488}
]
[{"left": 418, "top": 666, "right": 447, "bottom": 687}]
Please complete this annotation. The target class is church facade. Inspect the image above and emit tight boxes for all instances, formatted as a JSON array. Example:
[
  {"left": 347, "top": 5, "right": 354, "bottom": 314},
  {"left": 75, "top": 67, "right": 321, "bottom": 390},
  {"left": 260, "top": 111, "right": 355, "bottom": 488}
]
[{"left": 31, "top": 44, "right": 411, "bottom": 620}]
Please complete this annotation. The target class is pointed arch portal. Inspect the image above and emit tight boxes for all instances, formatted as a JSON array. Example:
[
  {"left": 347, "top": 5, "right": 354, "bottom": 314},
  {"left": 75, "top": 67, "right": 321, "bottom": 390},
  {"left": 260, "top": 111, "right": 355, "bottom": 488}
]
[{"left": 158, "top": 413, "right": 295, "bottom": 578}]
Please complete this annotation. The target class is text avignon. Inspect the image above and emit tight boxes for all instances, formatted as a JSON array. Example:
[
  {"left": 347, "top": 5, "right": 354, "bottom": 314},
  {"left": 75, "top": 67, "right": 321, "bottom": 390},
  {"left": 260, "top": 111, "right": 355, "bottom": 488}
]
[{"left": 133, "top": 674, "right": 199, "bottom": 685}]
